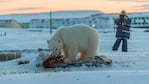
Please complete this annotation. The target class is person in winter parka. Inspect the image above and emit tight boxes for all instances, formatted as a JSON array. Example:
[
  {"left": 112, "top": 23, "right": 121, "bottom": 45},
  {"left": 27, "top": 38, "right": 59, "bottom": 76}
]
[{"left": 112, "top": 10, "right": 131, "bottom": 52}]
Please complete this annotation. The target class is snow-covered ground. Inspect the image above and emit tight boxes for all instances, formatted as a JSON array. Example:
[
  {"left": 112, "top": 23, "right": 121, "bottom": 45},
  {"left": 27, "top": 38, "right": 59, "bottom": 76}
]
[{"left": 0, "top": 28, "right": 149, "bottom": 84}]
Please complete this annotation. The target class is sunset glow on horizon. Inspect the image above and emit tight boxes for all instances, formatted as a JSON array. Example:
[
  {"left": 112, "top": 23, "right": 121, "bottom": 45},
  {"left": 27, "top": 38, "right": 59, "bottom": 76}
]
[{"left": 0, "top": 0, "right": 149, "bottom": 15}]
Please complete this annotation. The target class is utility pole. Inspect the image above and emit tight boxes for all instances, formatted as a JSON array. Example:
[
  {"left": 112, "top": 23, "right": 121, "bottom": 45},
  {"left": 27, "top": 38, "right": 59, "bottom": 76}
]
[{"left": 50, "top": 11, "right": 52, "bottom": 34}]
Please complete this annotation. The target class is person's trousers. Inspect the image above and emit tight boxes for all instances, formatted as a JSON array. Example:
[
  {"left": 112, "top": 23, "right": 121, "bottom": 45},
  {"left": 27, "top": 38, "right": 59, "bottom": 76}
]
[{"left": 112, "top": 38, "right": 127, "bottom": 52}]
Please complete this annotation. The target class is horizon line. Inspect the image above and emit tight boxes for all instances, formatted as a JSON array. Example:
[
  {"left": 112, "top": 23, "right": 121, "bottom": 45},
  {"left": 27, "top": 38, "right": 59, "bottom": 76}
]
[{"left": 0, "top": 10, "right": 149, "bottom": 16}]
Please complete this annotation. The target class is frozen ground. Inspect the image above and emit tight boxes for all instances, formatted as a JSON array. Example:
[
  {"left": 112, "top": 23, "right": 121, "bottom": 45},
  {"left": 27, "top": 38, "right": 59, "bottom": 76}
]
[{"left": 0, "top": 28, "right": 149, "bottom": 84}]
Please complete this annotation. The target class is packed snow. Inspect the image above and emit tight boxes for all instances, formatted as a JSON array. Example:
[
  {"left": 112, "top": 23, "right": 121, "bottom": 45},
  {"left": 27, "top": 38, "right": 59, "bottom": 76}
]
[{"left": 0, "top": 28, "right": 149, "bottom": 84}]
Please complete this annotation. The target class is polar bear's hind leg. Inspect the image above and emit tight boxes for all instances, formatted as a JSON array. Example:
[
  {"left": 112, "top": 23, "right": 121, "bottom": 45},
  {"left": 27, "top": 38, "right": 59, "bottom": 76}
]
[{"left": 78, "top": 50, "right": 87, "bottom": 61}]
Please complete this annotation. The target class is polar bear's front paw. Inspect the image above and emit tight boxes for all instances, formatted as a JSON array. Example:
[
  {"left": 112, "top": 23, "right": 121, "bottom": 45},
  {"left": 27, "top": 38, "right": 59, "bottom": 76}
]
[
  {"left": 64, "top": 58, "right": 69, "bottom": 63},
  {"left": 64, "top": 58, "right": 76, "bottom": 63}
]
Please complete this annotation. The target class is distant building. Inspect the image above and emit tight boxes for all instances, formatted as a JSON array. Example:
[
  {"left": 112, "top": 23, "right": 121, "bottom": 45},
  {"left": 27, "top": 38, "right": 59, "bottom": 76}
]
[
  {"left": 29, "top": 17, "right": 101, "bottom": 29},
  {"left": 0, "top": 19, "right": 21, "bottom": 28},
  {"left": 93, "top": 13, "right": 149, "bottom": 28},
  {"left": 129, "top": 13, "right": 149, "bottom": 28},
  {"left": 20, "top": 22, "right": 29, "bottom": 28},
  {"left": 89, "top": 14, "right": 114, "bottom": 29},
  {"left": 107, "top": 13, "right": 149, "bottom": 28},
  {"left": 29, "top": 12, "right": 149, "bottom": 29}
]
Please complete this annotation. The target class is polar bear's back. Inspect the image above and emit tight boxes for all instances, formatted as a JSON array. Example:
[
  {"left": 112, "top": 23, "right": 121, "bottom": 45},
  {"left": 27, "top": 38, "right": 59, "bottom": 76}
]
[
  {"left": 59, "top": 24, "right": 99, "bottom": 37},
  {"left": 68, "top": 24, "right": 97, "bottom": 32},
  {"left": 58, "top": 24, "right": 99, "bottom": 47}
]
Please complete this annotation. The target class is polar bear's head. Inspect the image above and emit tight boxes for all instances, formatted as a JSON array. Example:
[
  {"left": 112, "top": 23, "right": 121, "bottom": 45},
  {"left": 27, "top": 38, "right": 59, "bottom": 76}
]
[{"left": 47, "top": 39, "right": 63, "bottom": 56}]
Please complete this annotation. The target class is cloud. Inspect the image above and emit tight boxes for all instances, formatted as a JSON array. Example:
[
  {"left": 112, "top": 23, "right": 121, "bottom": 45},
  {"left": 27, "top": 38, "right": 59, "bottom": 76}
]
[
  {"left": 0, "top": 0, "right": 9, "bottom": 2},
  {"left": 129, "top": 4, "right": 149, "bottom": 12},
  {"left": 0, "top": 0, "right": 19, "bottom": 2},
  {"left": 136, "top": 4, "right": 149, "bottom": 10},
  {"left": 7, "top": 7, "right": 45, "bottom": 11},
  {"left": 106, "top": 0, "right": 149, "bottom": 2}
]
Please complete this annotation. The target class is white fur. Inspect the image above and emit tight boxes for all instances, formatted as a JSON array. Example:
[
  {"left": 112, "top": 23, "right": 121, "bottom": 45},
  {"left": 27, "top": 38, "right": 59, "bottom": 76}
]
[{"left": 47, "top": 24, "right": 99, "bottom": 62}]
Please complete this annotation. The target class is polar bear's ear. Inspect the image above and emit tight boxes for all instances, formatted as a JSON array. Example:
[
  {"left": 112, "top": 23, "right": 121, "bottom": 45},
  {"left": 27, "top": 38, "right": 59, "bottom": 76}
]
[
  {"left": 58, "top": 39, "right": 62, "bottom": 43},
  {"left": 47, "top": 40, "right": 50, "bottom": 43}
]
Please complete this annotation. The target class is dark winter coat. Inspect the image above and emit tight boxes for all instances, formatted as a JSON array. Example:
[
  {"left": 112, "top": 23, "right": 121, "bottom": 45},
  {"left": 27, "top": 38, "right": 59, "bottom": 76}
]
[{"left": 115, "top": 15, "right": 131, "bottom": 39}]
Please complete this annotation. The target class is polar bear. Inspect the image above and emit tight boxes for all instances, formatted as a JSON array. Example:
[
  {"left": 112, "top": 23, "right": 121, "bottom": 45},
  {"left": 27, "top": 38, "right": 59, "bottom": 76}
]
[{"left": 47, "top": 24, "right": 99, "bottom": 63}]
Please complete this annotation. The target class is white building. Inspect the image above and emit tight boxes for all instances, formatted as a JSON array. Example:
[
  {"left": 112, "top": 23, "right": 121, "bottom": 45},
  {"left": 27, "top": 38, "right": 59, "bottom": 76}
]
[
  {"left": 90, "top": 14, "right": 114, "bottom": 29},
  {"left": 129, "top": 13, "right": 149, "bottom": 28},
  {"left": 29, "top": 12, "right": 149, "bottom": 29},
  {"left": 30, "top": 17, "right": 100, "bottom": 29},
  {"left": 107, "top": 13, "right": 149, "bottom": 28},
  {"left": 30, "top": 19, "right": 50, "bottom": 28}
]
